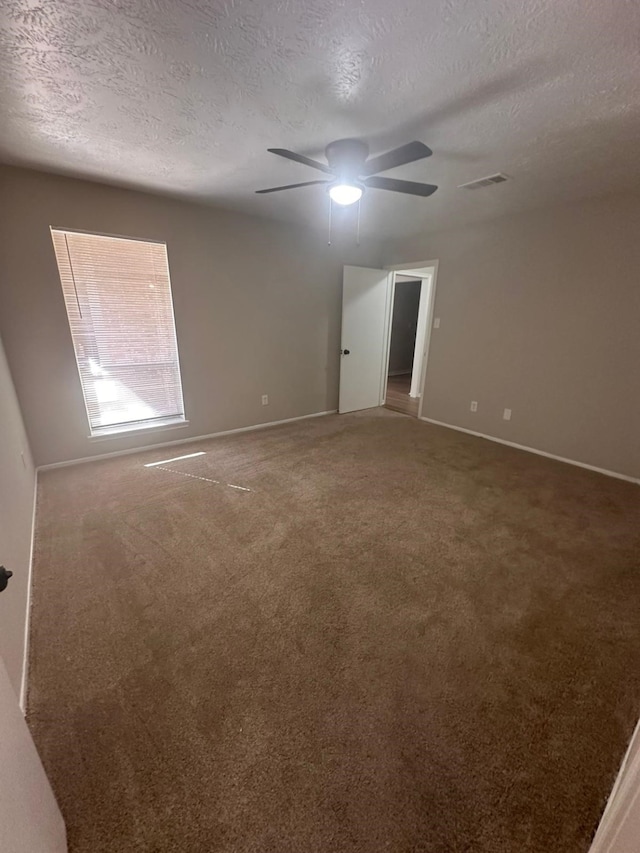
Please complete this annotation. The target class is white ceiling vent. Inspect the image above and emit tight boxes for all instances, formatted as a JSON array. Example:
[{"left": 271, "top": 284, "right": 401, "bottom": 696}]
[{"left": 458, "top": 173, "right": 510, "bottom": 190}]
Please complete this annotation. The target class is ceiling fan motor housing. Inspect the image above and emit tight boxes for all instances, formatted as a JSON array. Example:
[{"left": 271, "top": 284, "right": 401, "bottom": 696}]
[{"left": 325, "top": 138, "right": 370, "bottom": 181}]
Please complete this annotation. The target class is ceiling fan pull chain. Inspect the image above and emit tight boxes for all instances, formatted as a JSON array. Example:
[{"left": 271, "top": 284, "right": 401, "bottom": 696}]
[
  {"left": 328, "top": 195, "right": 332, "bottom": 246},
  {"left": 356, "top": 196, "right": 361, "bottom": 246}
]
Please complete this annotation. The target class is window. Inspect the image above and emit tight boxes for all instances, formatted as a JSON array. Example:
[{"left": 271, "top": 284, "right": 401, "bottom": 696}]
[{"left": 51, "top": 229, "right": 185, "bottom": 437}]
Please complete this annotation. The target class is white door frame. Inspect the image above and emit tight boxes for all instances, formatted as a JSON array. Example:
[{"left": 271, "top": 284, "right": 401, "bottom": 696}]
[{"left": 382, "top": 260, "right": 439, "bottom": 419}]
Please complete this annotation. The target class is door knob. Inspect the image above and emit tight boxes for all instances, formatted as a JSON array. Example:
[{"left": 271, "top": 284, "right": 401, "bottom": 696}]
[
  {"left": 0, "top": 566, "right": 13, "bottom": 593},
  {"left": 341, "top": 349, "right": 350, "bottom": 355}
]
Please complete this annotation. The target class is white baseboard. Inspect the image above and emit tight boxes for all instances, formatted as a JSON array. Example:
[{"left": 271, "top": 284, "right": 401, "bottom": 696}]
[
  {"left": 37, "top": 410, "right": 338, "bottom": 472},
  {"left": 388, "top": 369, "right": 412, "bottom": 377},
  {"left": 420, "top": 417, "right": 640, "bottom": 485},
  {"left": 19, "top": 470, "right": 38, "bottom": 714}
]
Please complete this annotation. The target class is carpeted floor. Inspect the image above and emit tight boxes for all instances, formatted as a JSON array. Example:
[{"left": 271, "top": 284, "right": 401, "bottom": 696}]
[{"left": 28, "top": 409, "right": 640, "bottom": 852}]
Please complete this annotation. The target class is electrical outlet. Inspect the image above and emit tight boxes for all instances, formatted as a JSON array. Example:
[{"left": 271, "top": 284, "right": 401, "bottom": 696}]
[
  {"left": 433, "top": 317, "right": 441, "bottom": 329},
  {"left": 261, "top": 395, "right": 269, "bottom": 406},
  {"left": 470, "top": 401, "right": 478, "bottom": 412},
  {"left": 503, "top": 408, "right": 512, "bottom": 421}
]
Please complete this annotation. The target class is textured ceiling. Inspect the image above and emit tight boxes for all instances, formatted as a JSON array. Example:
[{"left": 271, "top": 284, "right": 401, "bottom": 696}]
[{"left": 1, "top": 0, "right": 639, "bottom": 240}]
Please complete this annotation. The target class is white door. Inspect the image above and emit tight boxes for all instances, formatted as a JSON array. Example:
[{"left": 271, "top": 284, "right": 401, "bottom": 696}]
[
  {"left": 0, "top": 657, "right": 67, "bottom": 853},
  {"left": 339, "top": 266, "right": 392, "bottom": 413}
]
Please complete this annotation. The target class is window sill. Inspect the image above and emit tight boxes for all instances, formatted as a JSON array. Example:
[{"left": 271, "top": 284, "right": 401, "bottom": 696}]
[{"left": 88, "top": 419, "right": 190, "bottom": 441}]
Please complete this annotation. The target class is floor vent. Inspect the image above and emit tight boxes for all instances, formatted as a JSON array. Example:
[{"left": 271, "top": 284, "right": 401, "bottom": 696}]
[{"left": 458, "top": 173, "right": 509, "bottom": 190}]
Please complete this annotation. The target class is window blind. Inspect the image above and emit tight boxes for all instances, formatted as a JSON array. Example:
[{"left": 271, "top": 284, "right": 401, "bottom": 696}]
[{"left": 51, "top": 229, "right": 185, "bottom": 436}]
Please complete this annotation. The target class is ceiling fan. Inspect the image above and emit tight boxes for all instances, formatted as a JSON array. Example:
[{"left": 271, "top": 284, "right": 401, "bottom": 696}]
[{"left": 256, "top": 139, "right": 437, "bottom": 206}]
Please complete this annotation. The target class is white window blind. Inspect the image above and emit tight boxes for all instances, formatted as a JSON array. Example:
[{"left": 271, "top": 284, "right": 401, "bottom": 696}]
[{"left": 51, "top": 229, "right": 185, "bottom": 436}]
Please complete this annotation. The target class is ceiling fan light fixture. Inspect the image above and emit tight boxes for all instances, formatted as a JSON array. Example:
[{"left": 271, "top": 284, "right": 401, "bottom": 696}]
[{"left": 328, "top": 183, "right": 363, "bottom": 206}]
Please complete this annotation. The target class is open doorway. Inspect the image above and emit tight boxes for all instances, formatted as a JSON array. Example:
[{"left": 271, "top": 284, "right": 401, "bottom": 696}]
[
  {"left": 382, "top": 264, "right": 437, "bottom": 419},
  {"left": 384, "top": 276, "right": 422, "bottom": 416},
  {"left": 338, "top": 262, "right": 437, "bottom": 417}
]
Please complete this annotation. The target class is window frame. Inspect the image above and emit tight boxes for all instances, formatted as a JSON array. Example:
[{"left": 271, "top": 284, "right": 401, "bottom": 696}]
[{"left": 50, "top": 227, "right": 187, "bottom": 439}]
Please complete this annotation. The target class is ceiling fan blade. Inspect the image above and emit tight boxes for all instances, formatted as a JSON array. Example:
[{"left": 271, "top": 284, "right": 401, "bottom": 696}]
[
  {"left": 364, "top": 176, "right": 438, "bottom": 197},
  {"left": 267, "top": 148, "right": 334, "bottom": 175},
  {"left": 255, "top": 180, "right": 330, "bottom": 194},
  {"left": 362, "top": 141, "right": 433, "bottom": 176}
]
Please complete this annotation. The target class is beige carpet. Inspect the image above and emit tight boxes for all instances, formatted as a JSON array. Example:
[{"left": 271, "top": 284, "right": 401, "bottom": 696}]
[{"left": 28, "top": 409, "right": 640, "bottom": 852}]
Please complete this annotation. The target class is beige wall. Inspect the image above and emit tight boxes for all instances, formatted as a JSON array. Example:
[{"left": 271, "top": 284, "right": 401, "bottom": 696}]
[
  {"left": 2, "top": 166, "right": 638, "bottom": 480},
  {"left": 387, "top": 193, "right": 640, "bottom": 480},
  {"left": 0, "top": 334, "right": 36, "bottom": 698},
  {"left": 0, "top": 166, "right": 382, "bottom": 466}
]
